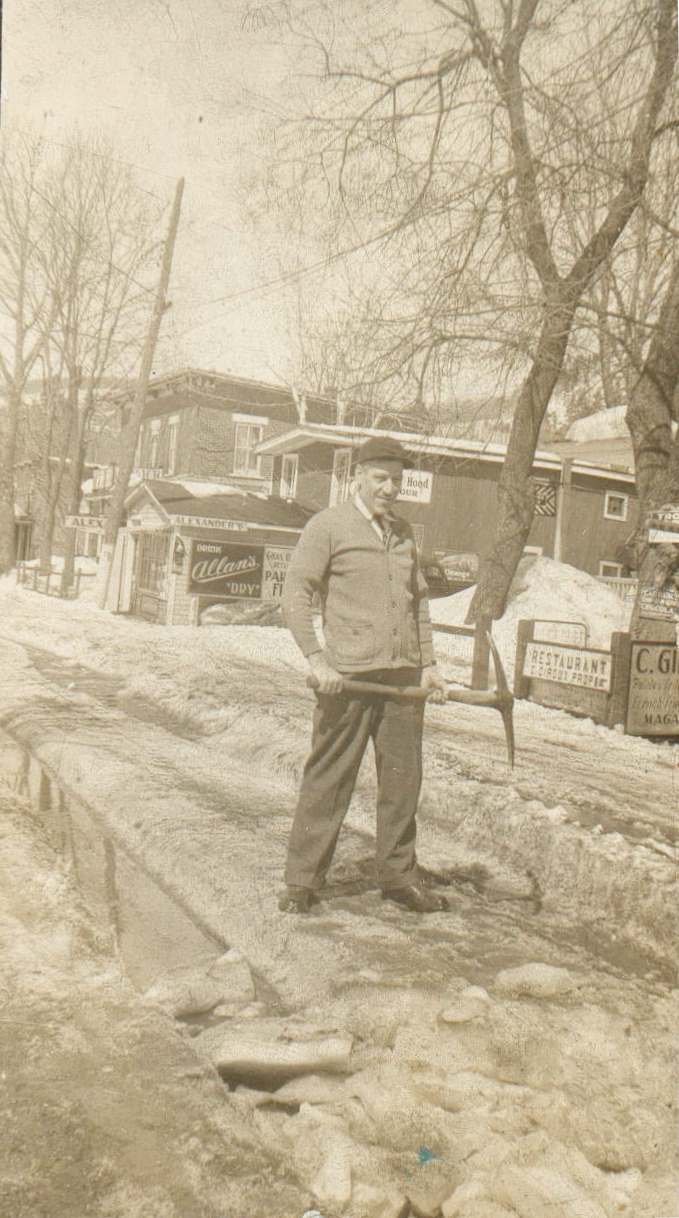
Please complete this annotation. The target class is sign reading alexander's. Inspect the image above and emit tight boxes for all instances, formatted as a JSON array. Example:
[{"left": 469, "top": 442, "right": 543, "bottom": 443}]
[
  {"left": 189, "top": 540, "right": 293, "bottom": 599},
  {"left": 626, "top": 642, "right": 679, "bottom": 736},
  {"left": 523, "top": 641, "right": 612, "bottom": 691}
]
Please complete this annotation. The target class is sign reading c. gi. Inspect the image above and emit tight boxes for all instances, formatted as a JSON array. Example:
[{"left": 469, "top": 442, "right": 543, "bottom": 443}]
[{"left": 626, "top": 642, "right": 679, "bottom": 736}]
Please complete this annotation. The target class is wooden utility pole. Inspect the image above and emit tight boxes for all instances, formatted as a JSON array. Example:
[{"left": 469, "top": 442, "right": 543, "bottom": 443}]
[{"left": 97, "top": 177, "right": 184, "bottom": 609}]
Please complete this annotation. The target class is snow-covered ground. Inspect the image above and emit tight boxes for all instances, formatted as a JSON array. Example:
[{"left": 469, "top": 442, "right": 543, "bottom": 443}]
[
  {"left": 0, "top": 565, "right": 676, "bottom": 1216},
  {"left": 431, "top": 555, "right": 631, "bottom": 674}
]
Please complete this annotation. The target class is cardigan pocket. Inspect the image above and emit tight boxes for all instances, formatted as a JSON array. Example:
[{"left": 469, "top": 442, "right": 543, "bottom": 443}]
[{"left": 328, "top": 616, "right": 377, "bottom": 663}]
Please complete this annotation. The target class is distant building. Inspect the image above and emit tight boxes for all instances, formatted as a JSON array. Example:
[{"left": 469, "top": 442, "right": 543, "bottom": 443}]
[{"left": 258, "top": 421, "right": 638, "bottom": 581}]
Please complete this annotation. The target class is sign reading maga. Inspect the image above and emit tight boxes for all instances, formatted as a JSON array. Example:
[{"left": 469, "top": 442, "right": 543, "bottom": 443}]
[
  {"left": 523, "top": 641, "right": 612, "bottom": 691},
  {"left": 626, "top": 642, "right": 679, "bottom": 736},
  {"left": 189, "top": 539, "right": 293, "bottom": 599}
]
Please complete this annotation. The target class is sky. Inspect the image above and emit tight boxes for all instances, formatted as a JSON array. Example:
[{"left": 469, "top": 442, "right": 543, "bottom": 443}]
[{"left": 1, "top": 0, "right": 330, "bottom": 386}]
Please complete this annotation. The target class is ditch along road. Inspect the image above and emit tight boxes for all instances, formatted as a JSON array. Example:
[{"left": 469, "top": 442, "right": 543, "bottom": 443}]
[{"left": 0, "top": 625, "right": 677, "bottom": 1218}]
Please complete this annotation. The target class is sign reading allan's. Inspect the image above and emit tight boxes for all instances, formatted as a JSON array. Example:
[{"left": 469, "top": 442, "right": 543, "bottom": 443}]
[
  {"left": 626, "top": 642, "right": 679, "bottom": 736},
  {"left": 189, "top": 540, "right": 293, "bottom": 599},
  {"left": 523, "top": 641, "right": 612, "bottom": 691}
]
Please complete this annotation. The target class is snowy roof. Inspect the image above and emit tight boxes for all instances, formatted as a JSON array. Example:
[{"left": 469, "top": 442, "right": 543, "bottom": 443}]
[
  {"left": 256, "top": 422, "right": 636, "bottom": 483},
  {"left": 565, "top": 407, "right": 629, "bottom": 443},
  {"left": 125, "top": 478, "right": 312, "bottom": 531}
]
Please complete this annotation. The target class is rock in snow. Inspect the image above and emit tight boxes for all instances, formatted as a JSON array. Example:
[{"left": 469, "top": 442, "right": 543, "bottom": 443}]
[
  {"left": 207, "top": 948, "right": 256, "bottom": 1004},
  {"left": 144, "top": 971, "right": 226, "bottom": 1019},
  {"left": 143, "top": 949, "right": 256, "bottom": 1018},
  {"left": 495, "top": 1164, "right": 608, "bottom": 1218},
  {"left": 493, "top": 963, "right": 578, "bottom": 999},
  {"left": 195, "top": 1021, "right": 353, "bottom": 1081},
  {"left": 351, "top": 1182, "right": 409, "bottom": 1218},
  {"left": 269, "top": 1073, "right": 348, "bottom": 1105}
]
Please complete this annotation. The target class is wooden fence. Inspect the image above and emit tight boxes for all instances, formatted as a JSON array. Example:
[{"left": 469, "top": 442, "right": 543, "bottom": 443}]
[
  {"left": 16, "top": 564, "right": 97, "bottom": 600},
  {"left": 596, "top": 576, "right": 638, "bottom": 604}
]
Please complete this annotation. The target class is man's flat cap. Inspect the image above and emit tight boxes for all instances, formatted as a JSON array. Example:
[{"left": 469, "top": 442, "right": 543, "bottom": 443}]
[{"left": 355, "top": 436, "right": 413, "bottom": 467}]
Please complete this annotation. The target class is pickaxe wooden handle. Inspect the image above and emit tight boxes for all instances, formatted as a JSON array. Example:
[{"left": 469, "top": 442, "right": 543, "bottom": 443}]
[{"left": 306, "top": 634, "right": 515, "bottom": 768}]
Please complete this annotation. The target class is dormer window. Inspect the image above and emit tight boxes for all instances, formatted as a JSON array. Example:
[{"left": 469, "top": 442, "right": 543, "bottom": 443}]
[
  {"left": 280, "top": 453, "right": 299, "bottom": 499},
  {"left": 233, "top": 414, "right": 268, "bottom": 475}
]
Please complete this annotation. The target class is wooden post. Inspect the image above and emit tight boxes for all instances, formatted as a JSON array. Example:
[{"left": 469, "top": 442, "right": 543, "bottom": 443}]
[
  {"left": 553, "top": 458, "right": 572, "bottom": 562},
  {"left": 607, "top": 631, "right": 632, "bottom": 729},
  {"left": 514, "top": 619, "right": 535, "bottom": 699},
  {"left": 32, "top": 567, "right": 37, "bottom": 590},
  {"left": 98, "top": 177, "right": 184, "bottom": 610},
  {"left": 471, "top": 615, "right": 492, "bottom": 689}
]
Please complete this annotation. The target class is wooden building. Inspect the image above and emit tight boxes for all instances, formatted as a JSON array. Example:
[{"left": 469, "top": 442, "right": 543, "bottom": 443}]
[
  {"left": 257, "top": 423, "right": 638, "bottom": 580},
  {"left": 105, "top": 476, "right": 311, "bottom": 626},
  {"left": 118, "top": 368, "right": 338, "bottom": 492}
]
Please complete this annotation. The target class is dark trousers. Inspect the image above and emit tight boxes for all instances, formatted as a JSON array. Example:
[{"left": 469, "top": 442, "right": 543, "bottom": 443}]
[{"left": 285, "top": 668, "right": 424, "bottom": 890}]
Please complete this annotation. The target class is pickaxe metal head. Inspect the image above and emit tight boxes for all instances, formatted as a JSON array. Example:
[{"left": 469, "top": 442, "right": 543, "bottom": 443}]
[{"left": 306, "top": 633, "right": 515, "bottom": 768}]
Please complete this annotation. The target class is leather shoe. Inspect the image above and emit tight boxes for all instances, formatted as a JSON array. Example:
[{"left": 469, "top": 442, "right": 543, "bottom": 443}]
[
  {"left": 278, "top": 886, "right": 315, "bottom": 914},
  {"left": 381, "top": 883, "right": 449, "bottom": 913}
]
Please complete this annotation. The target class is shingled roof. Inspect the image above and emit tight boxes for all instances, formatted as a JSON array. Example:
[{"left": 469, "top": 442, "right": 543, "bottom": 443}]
[{"left": 127, "top": 477, "right": 313, "bottom": 530}]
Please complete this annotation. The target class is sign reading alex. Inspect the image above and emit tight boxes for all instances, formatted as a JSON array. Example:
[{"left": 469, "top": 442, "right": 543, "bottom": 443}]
[
  {"left": 523, "top": 641, "right": 612, "bottom": 691},
  {"left": 189, "top": 540, "right": 293, "bottom": 599},
  {"left": 626, "top": 642, "right": 679, "bottom": 736}
]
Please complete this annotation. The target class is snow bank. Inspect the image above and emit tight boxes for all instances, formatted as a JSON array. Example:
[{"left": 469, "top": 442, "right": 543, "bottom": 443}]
[{"left": 431, "top": 556, "right": 631, "bottom": 673}]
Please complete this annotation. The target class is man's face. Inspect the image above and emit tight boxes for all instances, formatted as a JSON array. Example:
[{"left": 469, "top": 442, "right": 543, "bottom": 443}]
[{"left": 355, "top": 458, "right": 404, "bottom": 516}]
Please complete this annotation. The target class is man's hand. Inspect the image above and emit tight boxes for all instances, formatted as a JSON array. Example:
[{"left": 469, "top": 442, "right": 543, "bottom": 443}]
[
  {"left": 308, "top": 652, "right": 345, "bottom": 695},
  {"left": 420, "top": 665, "right": 448, "bottom": 704}
]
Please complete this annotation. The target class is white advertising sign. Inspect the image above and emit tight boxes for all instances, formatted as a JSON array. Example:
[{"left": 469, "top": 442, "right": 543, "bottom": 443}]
[
  {"left": 532, "top": 620, "right": 588, "bottom": 646},
  {"left": 398, "top": 470, "right": 433, "bottom": 504},
  {"left": 523, "top": 642, "right": 612, "bottom": 691},
  {"left": 170, "top": 515, "right": 249, "bottom": 530},
  {"left": 262, "top": 546, "right": 293, "bottom": 599},
  {"left": 65, "top": 515, "right": 104, "bottom": 531}
]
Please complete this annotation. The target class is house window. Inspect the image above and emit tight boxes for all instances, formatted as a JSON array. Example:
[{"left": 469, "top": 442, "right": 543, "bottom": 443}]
[
  {"left": 604, "top": 492, "right": 628, "bottom": 522},
  {"left": 599, "top": 560, "right": 623, "bottom": 578},
  {"left": 166, "top": 414, "right": 179, "bottom": 475},
  {"left": 280, "top": 453, "right": 299, "bottom": 499},
  {"left": 233, "top": 419, "right": 265, "bottom": 475},
  {"left": 149, "top": 419, "right": 161, "bottom": 470},
  {"left": 330, "top": 448, "right": 352, "bottom": 505},
  {"left": 136, "top": 532, "right": 169, "bottom": 594}
]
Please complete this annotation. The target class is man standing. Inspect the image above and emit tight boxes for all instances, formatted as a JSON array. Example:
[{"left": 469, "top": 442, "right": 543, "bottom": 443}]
[{"left": 280, "top": 436, "right": 450, "bottom": 915}]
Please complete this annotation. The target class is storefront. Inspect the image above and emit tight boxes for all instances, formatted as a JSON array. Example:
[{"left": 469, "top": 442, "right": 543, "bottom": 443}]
[{"left": 107, "top": 478, "right": 310, "bottom": 625}]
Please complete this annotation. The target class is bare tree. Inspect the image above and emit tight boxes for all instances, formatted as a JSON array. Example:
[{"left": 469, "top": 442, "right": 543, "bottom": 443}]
[
  {"left": 258, "top": 0, "right": 676, "bottom": 626},
  {"left": 23, "top": 141, "right": 162, "bottom": 591},
  {"left": 0, "top": 135, "right": 53, "bottom": 572}
]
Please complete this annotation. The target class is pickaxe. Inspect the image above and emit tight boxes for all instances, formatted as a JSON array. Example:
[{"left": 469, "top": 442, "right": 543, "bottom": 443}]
[{"left": 307, "top": 633, "right": 515, "bottom": 768}]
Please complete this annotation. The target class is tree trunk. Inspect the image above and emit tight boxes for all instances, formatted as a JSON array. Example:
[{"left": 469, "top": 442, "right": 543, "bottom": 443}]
[
  {"left": 98, "top": 178, "right": 183, "bottom": 609},
  {"left": 0, "top": 388, "right": 20, "bottom": 573},
  {"left": 38, "top": 498, "right": 57, "bottom": 574},
  {"left": 60, "top": 414, "right": 89, "bottom": 596},
  {"left": 468, "top": 300, "right": 575, "bottom": 622},
  {"left": 626, "top": 258, "right": 679, "bottom": 637}
]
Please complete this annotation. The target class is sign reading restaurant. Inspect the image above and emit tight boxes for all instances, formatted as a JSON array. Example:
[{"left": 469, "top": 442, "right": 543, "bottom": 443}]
[
  {"left": 626, "top": 642, "right": 679, "bottom": 736},
  {"left": 522, "top": 641, "right": 612, "bottom": 691},
  {"left": 189, "top": 540, "right": 293, "bottom": 599}
]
